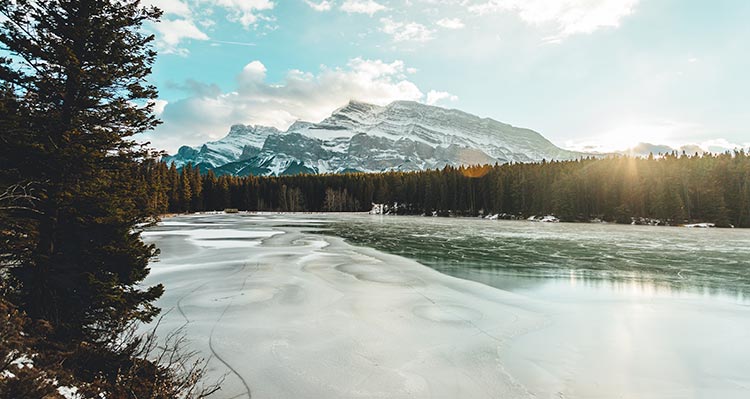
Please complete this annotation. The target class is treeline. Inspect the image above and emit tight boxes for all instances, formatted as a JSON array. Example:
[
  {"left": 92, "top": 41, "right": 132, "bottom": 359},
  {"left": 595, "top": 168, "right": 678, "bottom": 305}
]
[{"left": 146, "top": 151, "right": 750, "bottom": 227}]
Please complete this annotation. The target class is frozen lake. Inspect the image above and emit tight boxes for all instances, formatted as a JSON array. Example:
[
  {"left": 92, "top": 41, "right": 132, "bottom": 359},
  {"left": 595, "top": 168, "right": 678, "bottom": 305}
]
[{"left": 143, "top": 214, "right": 750, "bottom": 398}]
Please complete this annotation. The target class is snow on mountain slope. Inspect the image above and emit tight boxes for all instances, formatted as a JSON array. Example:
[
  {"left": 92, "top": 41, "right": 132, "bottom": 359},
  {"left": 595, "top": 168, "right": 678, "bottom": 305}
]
[
  {"left": 164, "top": 100, "right": 585, "bottom": 176},
  {"left": 164, "top": 124, "right": 281, "bottom": 169}
]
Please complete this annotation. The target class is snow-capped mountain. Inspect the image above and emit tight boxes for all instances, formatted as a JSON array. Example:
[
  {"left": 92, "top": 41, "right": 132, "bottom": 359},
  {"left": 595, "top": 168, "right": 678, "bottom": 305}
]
[{"left": 163, "top": 100, "right": 585, "bottom": 176}]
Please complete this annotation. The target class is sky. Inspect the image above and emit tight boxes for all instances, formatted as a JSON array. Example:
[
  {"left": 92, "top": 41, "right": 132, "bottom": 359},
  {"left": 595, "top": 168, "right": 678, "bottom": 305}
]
[{"left": 139, "top": 0, "right": 750, "bottom": 154}]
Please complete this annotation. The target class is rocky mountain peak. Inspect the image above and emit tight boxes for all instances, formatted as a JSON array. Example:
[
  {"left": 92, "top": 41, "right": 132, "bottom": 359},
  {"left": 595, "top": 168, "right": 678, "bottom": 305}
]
[{"left": 163, "top": 100, "right": 585, "bottom": 177}]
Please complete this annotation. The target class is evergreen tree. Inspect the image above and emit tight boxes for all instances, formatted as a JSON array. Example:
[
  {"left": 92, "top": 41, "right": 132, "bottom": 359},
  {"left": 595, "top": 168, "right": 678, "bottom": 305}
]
[
  {"left": 1, "top": 0, "right": 164, "bottom": 335},
  {"left": 179, "top": 165, "right": 193, "bottom": 212},
  {"left": 0, "top": 1, "right": 213, "bottom": 396},
  {"left": 189, "top": 163, "right": 203, "bottom": 211}
]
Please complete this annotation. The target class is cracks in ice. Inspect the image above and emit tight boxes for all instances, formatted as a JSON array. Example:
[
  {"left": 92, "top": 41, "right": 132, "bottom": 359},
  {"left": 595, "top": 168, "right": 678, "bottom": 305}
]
[
  {"left": 177, "top": 282, "right": 209, "bottom": 324},
  {"left": 208, "top": 262, "right": 257, "bottom": 399},
  {"left": 170, "top": 261, "right": 257, "bottom": 397}
]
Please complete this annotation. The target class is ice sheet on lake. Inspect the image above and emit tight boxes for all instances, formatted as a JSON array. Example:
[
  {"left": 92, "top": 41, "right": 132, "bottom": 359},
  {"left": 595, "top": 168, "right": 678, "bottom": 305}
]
[
  {"left": 143, "top": 214, "right": 544, "bottom": 398},
  {"left": 143, "top": 214, "right": 750, "bottom": 399}
]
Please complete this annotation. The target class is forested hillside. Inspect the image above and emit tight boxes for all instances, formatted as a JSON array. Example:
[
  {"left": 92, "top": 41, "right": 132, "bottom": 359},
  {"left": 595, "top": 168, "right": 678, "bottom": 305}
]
[{"left": 146, "top": 151, "right": 750, "bottom": 227}]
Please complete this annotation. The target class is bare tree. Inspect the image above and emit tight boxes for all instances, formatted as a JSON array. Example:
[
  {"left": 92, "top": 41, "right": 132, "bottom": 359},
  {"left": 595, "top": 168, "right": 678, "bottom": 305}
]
[{"left": 90, "top": 314, "right": 226, "bottom": 399}]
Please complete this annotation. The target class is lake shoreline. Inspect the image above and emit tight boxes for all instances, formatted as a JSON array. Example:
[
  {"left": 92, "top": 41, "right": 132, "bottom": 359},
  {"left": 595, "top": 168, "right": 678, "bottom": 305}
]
[{"left": 160, "top": 210, "right": 742, "bottom": 230}]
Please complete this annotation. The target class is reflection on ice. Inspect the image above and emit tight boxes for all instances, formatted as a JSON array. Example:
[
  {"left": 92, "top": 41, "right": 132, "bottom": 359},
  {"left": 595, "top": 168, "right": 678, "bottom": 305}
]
[
  {"left": 326, "top": 215, "right": 750, "bottom": 300},
  {"left": 450, "top": 266, "right": 750, "bottom": 306}
]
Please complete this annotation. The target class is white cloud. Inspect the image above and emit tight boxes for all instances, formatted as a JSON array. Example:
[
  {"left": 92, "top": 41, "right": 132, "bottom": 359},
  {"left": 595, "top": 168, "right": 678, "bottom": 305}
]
[
  {"left": 145, "top": 0, "right": 275, "bottom": 54},
  {"left": 304, "top": 0, "right": 333, "bottom": 11},
  {"left": 436, "top": 17, "right": 465, "bottom": 30},
  {"left": 468, "top": 0, "right": 639, "bottom": 41},
  {"left": 239, "top": 60, "right": 268, "bottom": 86},
  {"left": 696, "top": 138, "right": 750, "bottom": 153},
  {"left": 202, "top": 0, "right": 275, "bottom": 27},
  {"left": 152, "top": 18, "right": 209, "bottom": 55},
  {"left": 150, "top": 99, "right": 169, "bottom": 116},
  {"left": 142, "top": 0, "right": 192, "bottom": 17},
  {"left": 380, "top": 18, "right": 435, "bottom": 42},
  {"left": 142, "top": 0, "right": 211, "bottom": 55},
  {"left": 144, "top": 58, "right": 451, "bottom": 152},
  {"left": 340, "top": 0, "right": 386, "bottom": 15},
  {"left": 426, "top": 90, "right": 458, "bottom": 105}
]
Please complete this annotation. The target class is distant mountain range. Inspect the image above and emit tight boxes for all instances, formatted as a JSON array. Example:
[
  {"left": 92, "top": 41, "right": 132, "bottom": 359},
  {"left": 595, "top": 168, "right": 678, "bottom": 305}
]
[
  {"left": 164, "top": 100, "right": 586, "bottom": 176},
  {"left": 619, "top": 142, "right": 708, "bottom": 157}
]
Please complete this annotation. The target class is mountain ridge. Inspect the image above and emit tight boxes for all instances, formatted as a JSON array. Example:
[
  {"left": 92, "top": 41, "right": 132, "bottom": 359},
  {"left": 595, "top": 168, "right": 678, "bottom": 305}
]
[{"left": 164, "top": 100, "right": 586, "bottom": 176}]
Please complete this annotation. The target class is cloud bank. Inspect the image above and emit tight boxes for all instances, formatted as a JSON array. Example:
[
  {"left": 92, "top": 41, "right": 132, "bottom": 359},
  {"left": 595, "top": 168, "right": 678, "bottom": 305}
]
[
  {"left": 468, "top": 0, "right": 640, "bottom": 41},
  {"left": 143, "top": 58, "right": 457, "bottom": 152},
  {"left": 143, "top": 0, "right": 642, "bottom": 55}
]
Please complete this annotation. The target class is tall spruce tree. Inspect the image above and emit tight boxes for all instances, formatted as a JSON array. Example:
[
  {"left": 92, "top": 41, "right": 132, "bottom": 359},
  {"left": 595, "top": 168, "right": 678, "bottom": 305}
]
[
  {"left": 0, "top": 0, "right": 211, "bottom": 396},
  {"left": 1, "top": 0, "right": 164, "bottom": 340}
]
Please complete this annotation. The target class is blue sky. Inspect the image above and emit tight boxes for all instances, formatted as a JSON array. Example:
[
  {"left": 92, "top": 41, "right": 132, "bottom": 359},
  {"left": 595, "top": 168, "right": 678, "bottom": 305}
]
[{"left": 140, "top": 0, "right": 750, "bottom": 153}]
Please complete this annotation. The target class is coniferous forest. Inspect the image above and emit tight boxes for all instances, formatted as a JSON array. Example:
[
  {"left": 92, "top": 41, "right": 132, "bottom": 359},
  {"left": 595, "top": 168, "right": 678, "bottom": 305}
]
[{"left": 146, "top": 151, "right": 750, "bottom": 228}]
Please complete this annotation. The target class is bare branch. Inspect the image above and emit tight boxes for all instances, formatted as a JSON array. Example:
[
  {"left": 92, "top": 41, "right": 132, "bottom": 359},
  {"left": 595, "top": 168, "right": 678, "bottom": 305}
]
[{"left": 0, "top": 182, "right": 41, "bottom": 213}]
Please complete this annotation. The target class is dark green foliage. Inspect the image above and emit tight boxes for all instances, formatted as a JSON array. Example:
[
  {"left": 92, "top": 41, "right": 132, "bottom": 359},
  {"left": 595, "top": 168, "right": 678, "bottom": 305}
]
[
  {"left": 159, "top": 152, "right": 750, "bottom": 227},
  {"left": 0, "top": 0, "right": 213, "bottom": 396},
  {"left": 1, "top": 0, "right": 164, "bottom": 338}
]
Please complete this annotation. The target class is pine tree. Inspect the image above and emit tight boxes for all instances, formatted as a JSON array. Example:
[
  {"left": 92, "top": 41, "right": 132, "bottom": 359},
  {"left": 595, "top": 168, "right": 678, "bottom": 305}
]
[
  {"left": 0, "top": 0, "right": 210, "bottom": 395},
  {"left": 189, "top": 163, "right": 203, "bottom": 211},
  {"left": 165, "top": 162, "right": 178, "bottom": 212},
  {"left": 179, "top": 165, "right": 193, "bottom": 212}
]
